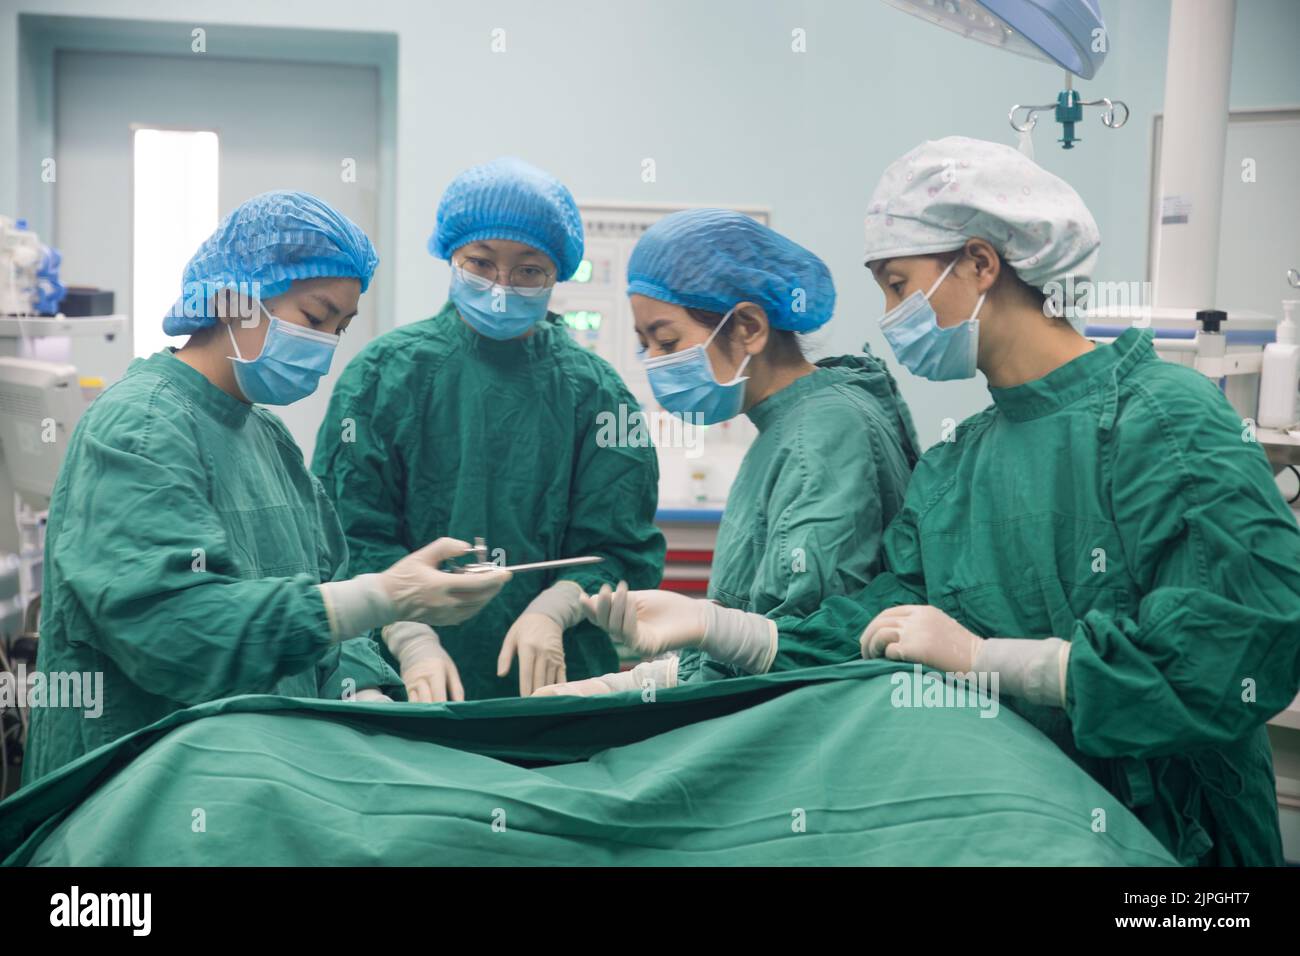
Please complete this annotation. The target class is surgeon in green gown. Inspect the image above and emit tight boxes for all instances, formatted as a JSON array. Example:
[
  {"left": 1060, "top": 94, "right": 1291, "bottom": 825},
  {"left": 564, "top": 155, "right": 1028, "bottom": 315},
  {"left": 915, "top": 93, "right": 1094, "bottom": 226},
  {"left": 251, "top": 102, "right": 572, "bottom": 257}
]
[
  {"left": 313, "top": 158, "right": 665, "bottom": 702},
  {"left": 23, "top": 192, "right": 509, "bottom": 784},
  {"left": 570, "top": 139, "right": 1300, "bottom": 866},
  {"left": 534, "top": 209, "right": 921, "bottom": 695}
]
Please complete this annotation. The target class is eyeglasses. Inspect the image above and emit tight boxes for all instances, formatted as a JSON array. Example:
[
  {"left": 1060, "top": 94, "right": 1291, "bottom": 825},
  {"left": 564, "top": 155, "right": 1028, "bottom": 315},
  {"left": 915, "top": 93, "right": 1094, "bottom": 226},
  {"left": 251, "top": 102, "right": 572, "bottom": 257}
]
[{"left": 454, "top": 255, "right": 555, "bottom": 298}]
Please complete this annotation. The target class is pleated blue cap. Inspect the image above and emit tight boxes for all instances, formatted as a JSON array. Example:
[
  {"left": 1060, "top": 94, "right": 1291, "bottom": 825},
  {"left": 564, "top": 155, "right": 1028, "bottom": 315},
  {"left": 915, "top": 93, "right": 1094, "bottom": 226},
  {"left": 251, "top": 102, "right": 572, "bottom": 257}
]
[
  {"left": 428, "top": 157, "right": 584, "bottom": 281},
  {"left": 163, "top": 191, "right": 378, "bottom": 335},
  {"left": 626, "top": 209, "right": 835, "bottom": 333}
]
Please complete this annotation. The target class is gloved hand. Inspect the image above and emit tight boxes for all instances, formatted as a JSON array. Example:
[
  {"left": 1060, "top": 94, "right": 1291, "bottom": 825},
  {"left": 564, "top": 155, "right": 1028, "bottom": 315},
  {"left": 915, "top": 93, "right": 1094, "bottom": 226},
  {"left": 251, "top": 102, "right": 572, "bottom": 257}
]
[
  {"left": 497, "top": 581, "right": 583, "bottom": 696},
  {"left": 860, "top": 605, "right": 984, "bottom": 672},
  {"left": 582, "top": 583, "right": 776, "bottom": 674},
  {"left": 532, "top": 676, "right": 615, "bottom": 697},
  {"left": 532, "top": 656, "right": 680, "bottom": 698},
  {"left": 318, "top": 538, "right": 511, "bottom": 640},
  {"left": 381, "top": 538, "right": 511, "bottom": 627},
  {"left": 497, "top": 613, "right": 565, "bottom": 696},
  {"left": 353, "top": 688, "right": 394, "bottom": 703},
  {"left": 383, "top": 621, "right": 465, "bottom": 703},
  {"left": 581, "top": 582, "right": 709, "bottom": 657}
]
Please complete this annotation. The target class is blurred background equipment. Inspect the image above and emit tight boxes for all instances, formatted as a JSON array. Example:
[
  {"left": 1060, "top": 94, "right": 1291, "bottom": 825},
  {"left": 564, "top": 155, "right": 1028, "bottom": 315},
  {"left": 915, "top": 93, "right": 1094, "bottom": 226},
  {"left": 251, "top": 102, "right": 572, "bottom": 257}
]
[
  {"left": 0, "top": 552, "right": 29, "bottom": 800},
  {"left": 0, "top": 359, "right": 80, "bottom": 799},
  {"left": 58, "top": 286, "right": 114, "bottom": 317},
  {"left": 1259, "top": 298, "right": 1299, "bottom": 430},
  {"left": 0, "top": 358, "right": 84, "bottom": 611},
  {"left": 0, "top": 314, "right": 130, "bottom": 559},
  {"left": 1, "top": 215, "right": 65, "bottom": 316}
]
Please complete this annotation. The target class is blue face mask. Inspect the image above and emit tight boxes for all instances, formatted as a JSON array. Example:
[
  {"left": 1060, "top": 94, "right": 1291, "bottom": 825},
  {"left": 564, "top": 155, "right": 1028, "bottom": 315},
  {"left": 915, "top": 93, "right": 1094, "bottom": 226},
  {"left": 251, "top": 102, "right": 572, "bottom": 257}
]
[
  {"left": 643, "top": 307, "right": 751, "bottom": 425},
  {"left": 879, "top": 258, "right": 984, "bottom": 381},
  {"left": 228, "top": 303, "right": 339, "bottom": 405},
  {"left": 450, "top": 267, "right": 552, "bottom": 340}
]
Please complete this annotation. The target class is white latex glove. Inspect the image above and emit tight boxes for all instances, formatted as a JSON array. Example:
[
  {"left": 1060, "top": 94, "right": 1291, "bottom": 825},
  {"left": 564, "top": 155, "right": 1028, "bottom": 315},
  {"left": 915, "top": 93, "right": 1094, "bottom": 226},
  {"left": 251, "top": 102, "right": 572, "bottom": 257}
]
[
  {"left": 582, "top": 582, "right": 776, "bottom": 674},
  {"left": 533, "top": 656, "right": 680, "bottom": 698},
  {"left": 497, "top": 582, "right": 583, "bottom": 697},
  {"left": 860, "top": 605, "right": 984, "bottom": 672},
  {"left": 581, "top": 582, "right": 709, "bottom": 656},
  {"left": 383, "top": 621, "right": 464, "bottom": 703},
  {"left": 318, "top": 538, "right": 511, "bottom": 639},
  {"left": 974, "top": 637, "right": 1071, "bottom": 707},
  {"left": 532, "top": 676, "right": 614, "bottom": 698},
  {"left": 382, "top": 538, "right": 511, "bottom": 627},
  {"left": 353, "top": 688, "right": 394, "bottom": 703}
]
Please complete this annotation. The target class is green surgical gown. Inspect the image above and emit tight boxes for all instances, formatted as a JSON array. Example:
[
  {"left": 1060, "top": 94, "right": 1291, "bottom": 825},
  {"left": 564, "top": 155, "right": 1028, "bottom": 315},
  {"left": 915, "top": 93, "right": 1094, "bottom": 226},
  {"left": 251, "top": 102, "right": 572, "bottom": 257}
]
[
  {"left": 312, "top": 303, "right": 666, "bottom": 700},
  {"left": 22, "top": 350, "right": 401, "bottom": 786},
  {"left": 680, "top": 352, "right": 921, "bottom": 682},
  {"left": 777, "top": 328, "right": 1300, "bottom": 865}
]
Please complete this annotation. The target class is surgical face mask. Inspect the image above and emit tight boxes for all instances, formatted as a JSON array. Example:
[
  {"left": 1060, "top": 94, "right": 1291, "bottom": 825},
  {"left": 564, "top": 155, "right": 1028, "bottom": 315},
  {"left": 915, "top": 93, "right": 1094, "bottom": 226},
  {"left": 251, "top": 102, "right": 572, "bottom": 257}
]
[
  {"left": 450, "top": 266, "right": 552, "bottom": 340},
  {"left": 642, "top": 307, "right": 751, "bottom": 425},
  {"left": 878, "top": 258, "right": 985, "bottom": 381},
  {"left": 227, "top": 303, "right": 339, "bottom": 405}
]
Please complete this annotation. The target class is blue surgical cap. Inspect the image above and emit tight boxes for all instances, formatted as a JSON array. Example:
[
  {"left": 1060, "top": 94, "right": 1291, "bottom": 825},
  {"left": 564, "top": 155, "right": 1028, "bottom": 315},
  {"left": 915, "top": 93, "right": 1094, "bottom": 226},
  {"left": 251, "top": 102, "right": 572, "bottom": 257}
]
[
  {"left": 163, "top": 191, "right": 379, "bottom": 335},
  {"left": 626, "top": 209, "right": 835, "bottom": 333},
  {"left": 428, "top": 157, "right": 584, "bottom": 281}
]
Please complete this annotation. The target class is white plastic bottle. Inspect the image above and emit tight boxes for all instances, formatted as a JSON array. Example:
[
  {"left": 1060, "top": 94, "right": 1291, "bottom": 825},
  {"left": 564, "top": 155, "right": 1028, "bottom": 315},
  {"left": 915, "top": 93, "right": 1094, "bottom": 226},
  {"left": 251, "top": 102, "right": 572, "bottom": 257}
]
[{"left": 1258, "top": 300, "right": 1300, "bottom": 429}]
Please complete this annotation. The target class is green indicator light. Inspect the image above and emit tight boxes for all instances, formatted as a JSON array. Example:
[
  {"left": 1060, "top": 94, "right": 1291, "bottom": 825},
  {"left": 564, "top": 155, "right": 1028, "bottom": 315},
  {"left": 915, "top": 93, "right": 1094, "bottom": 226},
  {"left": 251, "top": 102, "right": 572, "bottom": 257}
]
[
  {"left": 572, "top": 260, "right": 594, "bottom": 283},
  {"left": 563, "top": 310, "right": 603, "bottom": 331}
]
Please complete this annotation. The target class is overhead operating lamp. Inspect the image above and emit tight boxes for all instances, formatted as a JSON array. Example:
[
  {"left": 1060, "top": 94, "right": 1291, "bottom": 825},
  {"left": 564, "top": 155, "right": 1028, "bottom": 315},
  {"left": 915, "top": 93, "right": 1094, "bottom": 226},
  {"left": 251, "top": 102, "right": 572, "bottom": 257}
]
[{"left": 879, "top": 0, "right": 1128, "bottom": 149}]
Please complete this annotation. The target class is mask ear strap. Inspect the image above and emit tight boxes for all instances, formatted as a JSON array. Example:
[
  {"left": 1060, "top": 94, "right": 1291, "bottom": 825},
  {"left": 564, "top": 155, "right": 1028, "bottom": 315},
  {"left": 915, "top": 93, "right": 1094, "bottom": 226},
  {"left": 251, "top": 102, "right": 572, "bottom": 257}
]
[
  {"left": 968, "top": 292, "right": 987, "bottom": 323},
  {"left": 226, "top": 319, "right": 244, "bottom": 360},
  {"left": 925, "top": 257, "right": 960, "bottom": 299},
  {"left": 705, "top": 306, "right": 753, "bottom": 382},
  {"left": 733, "top": 352, "right": 753, "bottom": 380},
  {"left": 703, "top": 306, "right": 738, "bottom": 349},
  {"left": 227, "top": 298, "right": 273, "bottom": 360}
]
